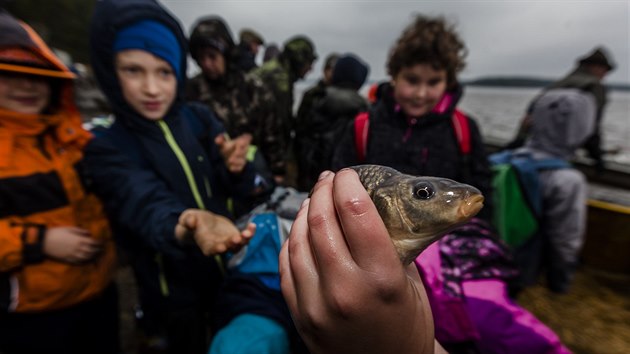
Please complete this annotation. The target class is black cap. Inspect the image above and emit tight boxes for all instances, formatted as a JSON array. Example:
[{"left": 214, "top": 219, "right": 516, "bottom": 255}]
[
  {"left": 577, "top": 47, "right": 615, "bottom": 72},
  {"left": 331, "top": 53, "right": 369, "bottom": 90}
]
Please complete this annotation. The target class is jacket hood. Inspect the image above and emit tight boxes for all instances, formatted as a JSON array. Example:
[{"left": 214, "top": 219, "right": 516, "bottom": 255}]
[
  {"left": 89, "top": 0, "right": 188, "bottom": 129},
  {"left": 0, "top": 11, "right": 88, "bottom": 148},
  {"left": 0, "top": 11, "right": 75, "bottom": 79},
  {"left": 189, "top": 15, "right": 235, "bottom": 61},
  {"left": 525, "top": 88, "right": 596, "bottom": 159}
]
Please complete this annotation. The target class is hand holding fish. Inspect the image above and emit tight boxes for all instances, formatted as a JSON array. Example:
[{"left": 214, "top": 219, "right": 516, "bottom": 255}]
[
  {"left": 280, "top": 165, "right": 482, "bottom": 354},
  {"left": 280, "top": 168, "right": 436, "bottom": 354}
]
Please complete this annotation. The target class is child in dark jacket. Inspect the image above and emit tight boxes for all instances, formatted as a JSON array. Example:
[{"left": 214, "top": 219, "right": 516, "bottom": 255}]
[
  {"left": 0, "top": 10, "right": 118, "bottom": 354},
  {"left": 331, "top": 18, "right": 493, "bottom": 219},
  {"left": 85, "top": 1, "right": 257, "bottom": 353}
]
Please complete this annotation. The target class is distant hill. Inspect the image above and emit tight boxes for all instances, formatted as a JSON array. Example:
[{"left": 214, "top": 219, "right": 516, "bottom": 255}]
[{"left": 464, "top": 76, "right": 630, "bottom": 92}]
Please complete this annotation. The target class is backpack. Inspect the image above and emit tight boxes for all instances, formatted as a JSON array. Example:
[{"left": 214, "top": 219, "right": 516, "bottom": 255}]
[
  {"left": 354, "top": 109, "right": 471, "bottom": 162},
  {"left": 488, "top": 150, "right": 570, "bottom": 248}
]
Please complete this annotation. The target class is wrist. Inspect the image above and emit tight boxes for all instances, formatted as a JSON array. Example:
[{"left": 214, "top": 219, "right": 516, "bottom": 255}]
[{"left": 22, "top": 224, "right": 46, "bottom": 264}]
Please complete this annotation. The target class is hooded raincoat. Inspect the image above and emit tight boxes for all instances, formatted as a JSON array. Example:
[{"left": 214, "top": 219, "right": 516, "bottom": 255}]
[
  {"left": 0, "top": 12, "right": 115, "bottom": 314},
  {"left": 85, "top": 0, "right": 258, "bottom": 330}
]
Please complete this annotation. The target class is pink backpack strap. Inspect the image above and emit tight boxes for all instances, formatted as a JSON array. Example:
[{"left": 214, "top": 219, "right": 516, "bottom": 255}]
[
  {"left": 354, "top": 112, "right": 370, "bottom": 162},
  {"left": 451, "top": 110, "right": 471, "bottom": 155}
]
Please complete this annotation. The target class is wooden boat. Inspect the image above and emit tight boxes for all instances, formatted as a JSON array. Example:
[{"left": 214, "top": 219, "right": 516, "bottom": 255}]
[{"left": 582, "top": 198, "right": 630, "bottom": 275}]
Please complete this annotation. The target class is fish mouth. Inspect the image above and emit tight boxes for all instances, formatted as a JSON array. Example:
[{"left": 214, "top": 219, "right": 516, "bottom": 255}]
[{"left": 458, "top": 194, "right": 484, "bottom": 218}]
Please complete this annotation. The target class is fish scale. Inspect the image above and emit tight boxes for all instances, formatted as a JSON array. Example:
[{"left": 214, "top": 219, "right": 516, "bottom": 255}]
[{"left": 350, "top": 164, "right": 396, "bottom": 195}]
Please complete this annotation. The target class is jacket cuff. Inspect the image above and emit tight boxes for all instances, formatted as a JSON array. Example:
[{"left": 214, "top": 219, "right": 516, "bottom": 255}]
[{"left": 21, "top": 224, "right": 46, "bottom": 264}]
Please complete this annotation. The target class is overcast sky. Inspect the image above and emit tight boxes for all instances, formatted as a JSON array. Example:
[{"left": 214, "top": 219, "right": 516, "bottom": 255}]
[{"left": 162, "top": 1, "right": 629, "bottom": 85}]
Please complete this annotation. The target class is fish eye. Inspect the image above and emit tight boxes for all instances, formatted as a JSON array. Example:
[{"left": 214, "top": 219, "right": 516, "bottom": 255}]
[{"left": 413, "top": 182, "right": 434, "bottom": 200}]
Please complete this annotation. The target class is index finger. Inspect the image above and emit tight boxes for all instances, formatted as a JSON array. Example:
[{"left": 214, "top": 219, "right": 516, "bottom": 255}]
[
  {"left": 332, "top": 168, "right": 400, "bottom": 272},
  {"left": 307, "top": 171, "right": 354, "bottom": 276}
]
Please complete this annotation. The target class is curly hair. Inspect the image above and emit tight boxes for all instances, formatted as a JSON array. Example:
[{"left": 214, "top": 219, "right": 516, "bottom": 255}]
[{"left": 387, "top": 14, "right": 467, "bottom": 88}]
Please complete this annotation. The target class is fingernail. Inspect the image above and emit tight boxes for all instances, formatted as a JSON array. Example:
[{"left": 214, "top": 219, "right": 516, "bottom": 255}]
[
  {"left": 300, "top": 198, "right": 310, "bottom": 210},
  {"left": 318, "top": 170, "right": 332, "bottom": 181}
]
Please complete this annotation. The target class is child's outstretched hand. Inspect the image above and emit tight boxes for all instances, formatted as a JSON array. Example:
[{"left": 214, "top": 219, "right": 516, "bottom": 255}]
[
  {"left": 43, "top": 226, "right": 104, "bottom": 264},
  {"left": 215, "top": 133, "right": 252, "bottom": 174},
  {"left": 175, "top": 209, "right": 255, "bottom": 255}
]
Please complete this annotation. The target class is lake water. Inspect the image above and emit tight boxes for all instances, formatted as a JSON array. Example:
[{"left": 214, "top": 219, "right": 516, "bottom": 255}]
[
  {"left": 458, "top": 86, "right": 630, "bottom": 165},
  {"left": 295, "top": 82, "right": 630, "bottom": 165}
]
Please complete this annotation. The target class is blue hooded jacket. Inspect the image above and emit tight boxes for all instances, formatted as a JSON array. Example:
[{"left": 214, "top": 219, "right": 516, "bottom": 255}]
[{"left": 84, "top": 0, "right": 258, "bottom": 298}]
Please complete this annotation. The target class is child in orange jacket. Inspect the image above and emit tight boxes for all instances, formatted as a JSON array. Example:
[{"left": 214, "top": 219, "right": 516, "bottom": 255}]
[{"left": 0, "top": 10, "right": 118, "bottom": 354}]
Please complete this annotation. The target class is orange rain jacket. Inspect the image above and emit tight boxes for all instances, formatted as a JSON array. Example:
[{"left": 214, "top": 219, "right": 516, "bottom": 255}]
[{"left": 0, "top": 17, "right": 116, "bottom": 313}]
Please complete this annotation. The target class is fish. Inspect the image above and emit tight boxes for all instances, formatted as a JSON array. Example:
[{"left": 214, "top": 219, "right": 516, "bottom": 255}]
[{"left": 350, "top": 164, "right": 485, "bottom": 265}]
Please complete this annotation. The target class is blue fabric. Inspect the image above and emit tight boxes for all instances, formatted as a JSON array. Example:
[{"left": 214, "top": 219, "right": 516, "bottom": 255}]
[
  {"left": 229, "top": 213, "right": 283, "bottom": 275},
  {"left": 209, "top": 314, "right": 290, "bottom": 354},
  {"left": 489, "top": 150, "right": 569, "bottom": 215},
  {"left": 113, "top": 20, "right": 182, "bottom": 79}
]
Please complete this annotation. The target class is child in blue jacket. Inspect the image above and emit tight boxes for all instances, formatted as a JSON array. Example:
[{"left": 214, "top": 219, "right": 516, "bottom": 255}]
[{"left": 85, "top": 1, "right": 257, "bottom": 352}]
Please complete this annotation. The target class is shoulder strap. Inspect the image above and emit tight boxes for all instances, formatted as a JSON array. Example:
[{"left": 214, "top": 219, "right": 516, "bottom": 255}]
[
  {"left": 510, "top": 154, "right": 570, "bottom": 216},
  {"left": 531, "top": 158, "right": 571, "bottom": 170},
  {"left": 451, "top": 109, "right": 471, "bottom": 155},
  {"left": 354, "top": 111, "right": 370, "bottom": 163}
]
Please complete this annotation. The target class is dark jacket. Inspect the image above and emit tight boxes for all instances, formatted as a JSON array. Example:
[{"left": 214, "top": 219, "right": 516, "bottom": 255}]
[
  {"left": 331, "top": 83, "right": 494, "bottom": 221},
  {"left": 85, "top": 0, "right": 257, "bottom": 306},
  {"left": 235, "top": 42, "right": 258, "bottom": 72},
  {"left": 295, "top": 79, "right": 327, "bottom": 127},
  {"left": 296, "top": 86, "right": 368, "bottom": 191},
  {"left": 252, "top": 56, "right": 296, "bottom": 154}
]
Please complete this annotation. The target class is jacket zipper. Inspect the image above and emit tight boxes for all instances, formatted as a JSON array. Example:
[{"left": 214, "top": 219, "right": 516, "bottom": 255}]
[{"left": 156, "top": 121, "right": 226, "bottom": 283}]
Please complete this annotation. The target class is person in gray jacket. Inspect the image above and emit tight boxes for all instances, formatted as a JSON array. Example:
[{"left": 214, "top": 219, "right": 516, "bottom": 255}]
[
  {"left": 517, "top": 88, "right": 596, "bottom": 293},
  {"left": 506, "top": 47, "right": 615, "bottom": 170}
]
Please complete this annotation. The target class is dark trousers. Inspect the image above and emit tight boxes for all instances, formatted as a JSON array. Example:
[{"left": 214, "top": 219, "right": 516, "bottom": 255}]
[
  {"left": 0, "top": 283, "right": 119, "bottom": 354},
  {"left": 136, "top": 295, "right": 212, "bottom": 354}
]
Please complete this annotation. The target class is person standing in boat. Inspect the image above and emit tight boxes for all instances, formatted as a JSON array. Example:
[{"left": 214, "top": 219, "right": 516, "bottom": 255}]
[
  {"left": 514, "top": 89, "right": 596, "bottom": 294},
  {"left": 505, "top": 46, "right": 616, "bottom": 171}
]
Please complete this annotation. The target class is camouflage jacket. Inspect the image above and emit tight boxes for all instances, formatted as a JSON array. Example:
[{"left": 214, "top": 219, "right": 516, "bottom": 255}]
[
  {"left": 186, "top": 69, "right": 285, "bottom": 175},
  {"left": 252, "top": 57, "right": 296, "bottom": 147}
]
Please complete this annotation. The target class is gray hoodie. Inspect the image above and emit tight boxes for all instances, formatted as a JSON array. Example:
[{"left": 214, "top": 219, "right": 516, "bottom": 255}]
[{"left": 522, "top": 88, "right": 596, "bottom": 266}]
